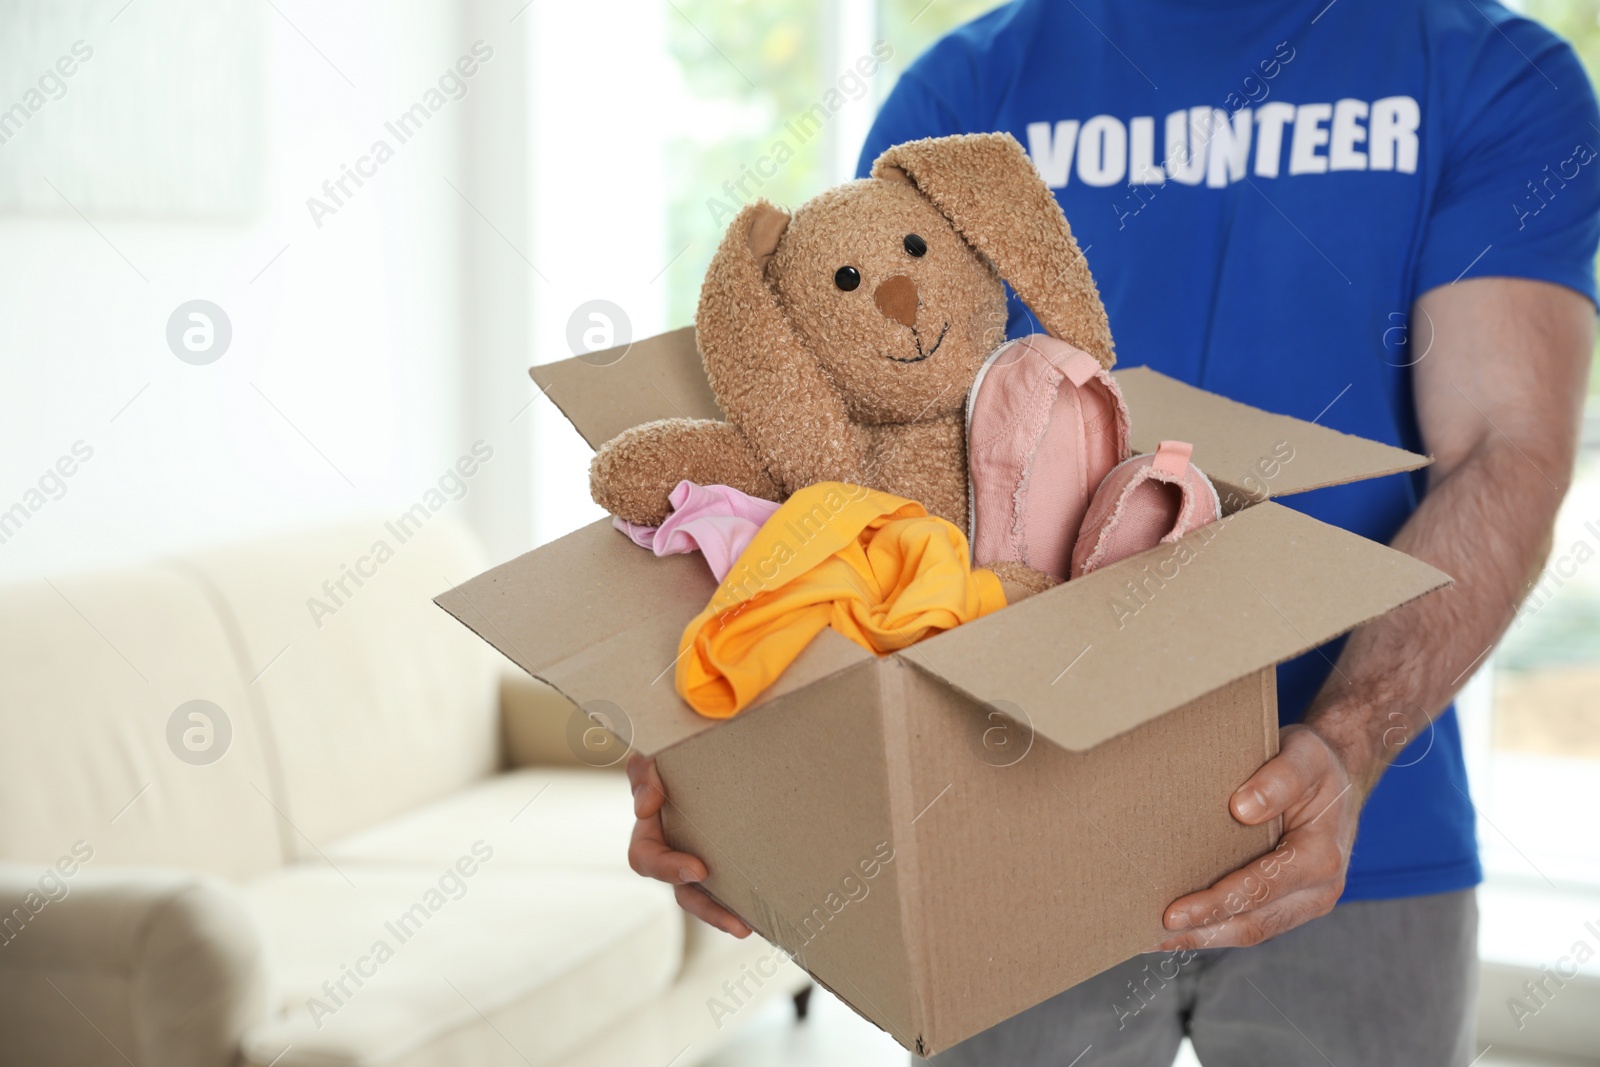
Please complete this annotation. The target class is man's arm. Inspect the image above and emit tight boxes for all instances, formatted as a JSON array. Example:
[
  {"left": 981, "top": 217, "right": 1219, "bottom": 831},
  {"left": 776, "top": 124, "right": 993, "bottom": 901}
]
[{"left": 1155, "top": 276, "right": 1594, "bottom": 951}]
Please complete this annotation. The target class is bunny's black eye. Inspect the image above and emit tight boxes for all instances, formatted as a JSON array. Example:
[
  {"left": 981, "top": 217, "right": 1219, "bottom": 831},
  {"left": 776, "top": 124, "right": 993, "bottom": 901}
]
[
  {"left": 903, "top": 234, "right": 927, "bottom": 257},
  {"left": 834, "top": 265, "right": 861, "bottom": 291}
]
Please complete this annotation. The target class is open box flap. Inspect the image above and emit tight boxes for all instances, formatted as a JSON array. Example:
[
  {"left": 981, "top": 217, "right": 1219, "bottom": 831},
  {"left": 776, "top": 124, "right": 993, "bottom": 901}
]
[
  {"left": 1115, "top": 367, "right": 1430, "bottom": 503},
  {"left": 906, "top": 502, "right": 1450, "bottom": 753},
  {"left": 534, "top": 330, "right": 1428, "bottom": 497},
  {"left": 434, "top": 518, "right": 874, "bottom": 757},
  {"left": 530, "top": 326, "right": 720, "bottom": 450}
]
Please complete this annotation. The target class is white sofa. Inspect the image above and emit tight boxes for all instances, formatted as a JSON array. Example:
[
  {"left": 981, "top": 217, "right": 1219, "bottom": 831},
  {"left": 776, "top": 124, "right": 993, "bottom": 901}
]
[{"left": 0, "top": 516, "right": 806, "bottom": 1066}]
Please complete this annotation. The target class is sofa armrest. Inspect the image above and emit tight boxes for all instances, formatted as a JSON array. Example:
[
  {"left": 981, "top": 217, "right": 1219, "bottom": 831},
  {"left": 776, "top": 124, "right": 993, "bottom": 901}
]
[
  {"left": 499, "top": 670, "right": 628, "bottom": 770},
  {"left": 0, "top": 863, "right": 268, "bottom": 1067}
]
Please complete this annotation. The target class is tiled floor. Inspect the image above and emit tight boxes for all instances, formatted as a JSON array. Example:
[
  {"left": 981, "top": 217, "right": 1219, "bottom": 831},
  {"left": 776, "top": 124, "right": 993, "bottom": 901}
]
[{"left": 700, "top": 984, "right": 1596, "bottom": 1067}]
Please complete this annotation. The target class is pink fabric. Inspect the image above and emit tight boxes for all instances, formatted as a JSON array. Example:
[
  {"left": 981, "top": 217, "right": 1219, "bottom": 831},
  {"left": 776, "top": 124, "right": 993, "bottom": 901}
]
[
  {"left": 1070, "top": 440, "right": 1223, "bottom": 578},
  {"left": 1149, "top": 439, "right": 1193, "bottom": 478},
  {"left": 613, "top": 481, "right": 781, "bottom": 582},
  {"left": 966, "top": 335, "right": 1131, "bottom": 582}
]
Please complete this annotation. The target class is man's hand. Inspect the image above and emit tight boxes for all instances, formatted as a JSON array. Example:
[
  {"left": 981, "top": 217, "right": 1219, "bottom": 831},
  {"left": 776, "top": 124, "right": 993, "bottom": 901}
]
[
  {"left": 1152, "top": 726, "right": 1361, "bottom": 951},
  {"left": 625, "top": 754, "right": 751, "bottom": 937}
]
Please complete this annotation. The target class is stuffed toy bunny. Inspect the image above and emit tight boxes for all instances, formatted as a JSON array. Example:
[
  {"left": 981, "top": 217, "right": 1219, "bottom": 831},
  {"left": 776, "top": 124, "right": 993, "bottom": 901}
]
[{"left": 588, "top": 132, "right": 1114, "bottom": 591}]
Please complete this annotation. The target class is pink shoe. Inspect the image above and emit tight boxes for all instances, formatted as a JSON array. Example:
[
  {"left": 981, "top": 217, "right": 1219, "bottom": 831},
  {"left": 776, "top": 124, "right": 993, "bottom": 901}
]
[
  {"left": 1070, "top": 440, "right": 1222, "bottom": 578},
  {"left": 966, "top": 334, "right": 1130, "bottom": 583}
]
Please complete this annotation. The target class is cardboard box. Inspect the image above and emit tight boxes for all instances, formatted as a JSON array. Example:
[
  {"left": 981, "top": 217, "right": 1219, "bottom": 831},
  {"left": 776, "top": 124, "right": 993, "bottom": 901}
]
[{"left": 437, "top": 327, "right": 1450, "bottom": 1055}]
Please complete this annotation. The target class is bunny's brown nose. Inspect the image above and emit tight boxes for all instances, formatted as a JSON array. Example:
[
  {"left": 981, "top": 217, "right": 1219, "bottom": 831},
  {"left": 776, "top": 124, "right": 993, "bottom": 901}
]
[{"left": 874, "top": 275, "right": 919, "bottom": 328}]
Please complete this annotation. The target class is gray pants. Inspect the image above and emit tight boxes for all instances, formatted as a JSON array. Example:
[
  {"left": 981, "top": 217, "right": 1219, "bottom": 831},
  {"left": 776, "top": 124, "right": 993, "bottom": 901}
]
[{"left": 922, "top": 890, "right": 1478, "bottom": 1067}]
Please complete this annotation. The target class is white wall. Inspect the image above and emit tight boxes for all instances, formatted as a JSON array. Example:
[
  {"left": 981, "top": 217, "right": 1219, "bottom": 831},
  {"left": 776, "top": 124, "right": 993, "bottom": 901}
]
[
  {"left": 525, "top": 0, "right": 673, "bottom": 546},
  {"left": 0, "top": 0, "right": 536, "bottom": 581},
  {"left": 0, "top": 0, "right": 896, "bottom": 578}
]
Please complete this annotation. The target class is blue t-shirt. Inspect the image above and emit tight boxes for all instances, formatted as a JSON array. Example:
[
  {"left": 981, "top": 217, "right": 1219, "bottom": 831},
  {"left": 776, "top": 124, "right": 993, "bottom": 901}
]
[{"left": 858, "top": 0, "right": 1600, "bottom": 901}]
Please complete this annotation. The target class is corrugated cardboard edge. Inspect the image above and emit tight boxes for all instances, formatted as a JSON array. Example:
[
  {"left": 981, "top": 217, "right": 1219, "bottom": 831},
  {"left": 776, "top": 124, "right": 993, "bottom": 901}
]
[
  {"left": 428, "top": 541, "right": 718, "bottom": 755},
  {"left": 901, "top": 502, "right": 1452, "bottom": 755},
  {"left": 434, "top": 584, "right": 589, "bottom": 725},
  {"left": 1257, "top": 668, "right": 1285, "bottom": 847},
  {"left": 437, "top": 584, "right": 881, "bottom": 760},
  {"left": 432, "top": 520, "right": 878, "bottom": 757},
  {"left": 1114, "top": 366, "right": 1431, "bottom": 502},
  {"left": 529, "top": 326, "right": 720, "bottom": 451},
  {"left": 527, "top": 335, "right": 1431, "bottom": 510},
  {"left": 903, "top": 572, "right": 1448, "bottom": 760},
  {"left": 876, "top": 659, "right": 934, "bottom": 1055}
]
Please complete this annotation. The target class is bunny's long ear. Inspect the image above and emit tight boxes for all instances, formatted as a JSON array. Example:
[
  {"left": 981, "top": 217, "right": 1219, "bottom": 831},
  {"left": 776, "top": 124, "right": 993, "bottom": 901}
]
[
  {"left": 873, "top": 133, "right": 1115, "bottom": 368},
  {"left": 695, "top": 200, "right": 864, "bottom": 494}
]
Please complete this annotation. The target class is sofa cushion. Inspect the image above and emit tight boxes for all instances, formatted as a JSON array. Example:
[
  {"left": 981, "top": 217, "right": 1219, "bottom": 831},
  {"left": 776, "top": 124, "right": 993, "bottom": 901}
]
[
  {"left": 241, "top": 863, "right": 682, "bottom": 1067},
  {"left": 324, "top": 768, "right": 634, "bottom": 875},
  {"left": 0, "top": 566, "right": 282, "bottom": 878},
  {"left": 324, "top": 768, "right": 760, "bottom": 978},
  {"left": 175, "top": 515, "right": 500, "bottom": 855}
]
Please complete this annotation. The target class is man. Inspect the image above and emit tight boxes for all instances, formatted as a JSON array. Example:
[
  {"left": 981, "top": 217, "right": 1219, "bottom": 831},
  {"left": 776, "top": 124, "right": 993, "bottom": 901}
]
[{"left": 629, "top": 0, "right": 1599, "bottom": 1062}]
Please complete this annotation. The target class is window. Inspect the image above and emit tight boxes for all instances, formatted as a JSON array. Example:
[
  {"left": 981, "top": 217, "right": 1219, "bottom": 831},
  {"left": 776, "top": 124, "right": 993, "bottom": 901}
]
[
  {"left": 1466, "top": 406, "right": 1600, "bottom": 888},
  {"left": 658, "top": 0, "right": 1005, "bottom": 330},
  {"left": 528, "top": 0, "right": 1004, "bottom": 543}
]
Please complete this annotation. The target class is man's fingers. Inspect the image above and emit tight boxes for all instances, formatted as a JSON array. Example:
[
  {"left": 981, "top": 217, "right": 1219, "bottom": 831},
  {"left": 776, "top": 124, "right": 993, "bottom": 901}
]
[
  {"left": 1163, "top": 834, "right": 1343, "bottom": 930},
  {"left": 624, "top": 755, "right": 739, "bottom": 934},
  {"left": 1153, "top": 727, "right": 1356, "bottom": 949},
  {"left": 628, "top": 815, "right": 709, "bottom": 884},
  {"left": 1231, "top": 753, "right": 1307, "bottom": 824},
  {"left": 626, "top": 765, "right": 735, "bottom": 936},
  {"left": 1230, "top": 726, "right": 1329, "bottom": 825},
  {"left": 627, "top": 754, "right": 668, "bottom": 819},
  {"left": 675, "top": 884, "right": 752, "bottom": 938},
  {"left": 625, "top": 753, "right": 649, "bottom": 790},
  {"left": 1152, "top": 886, "right": 1338, "bottom": 951}
]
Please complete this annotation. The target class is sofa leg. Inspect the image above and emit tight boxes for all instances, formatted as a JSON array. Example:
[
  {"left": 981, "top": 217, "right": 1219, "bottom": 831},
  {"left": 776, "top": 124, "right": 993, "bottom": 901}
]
[{"left": 793, "top": 983, "right": 814, "bottom": 1022}]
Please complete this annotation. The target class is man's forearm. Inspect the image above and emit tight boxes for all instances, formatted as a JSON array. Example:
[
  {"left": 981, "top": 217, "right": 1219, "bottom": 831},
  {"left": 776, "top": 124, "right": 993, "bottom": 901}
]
[
  {"left": 1303, "top": 277, "right": 1592, "bottom": 796},
  {"left": 1304, "top": 437, "right": 1568, "bottom": 797}
]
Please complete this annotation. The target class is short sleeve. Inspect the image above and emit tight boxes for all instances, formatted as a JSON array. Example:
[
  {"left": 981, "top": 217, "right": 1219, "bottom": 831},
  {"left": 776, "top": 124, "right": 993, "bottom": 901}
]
[{"left": 1416, "top": 21, "right": 1600, "bottom": 304}]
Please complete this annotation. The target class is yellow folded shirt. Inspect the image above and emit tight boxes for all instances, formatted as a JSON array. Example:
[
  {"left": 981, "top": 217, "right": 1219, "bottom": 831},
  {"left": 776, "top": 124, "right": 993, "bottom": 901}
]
[{"left": 676, "top": 482, "right": 1006, "bottom": 718}]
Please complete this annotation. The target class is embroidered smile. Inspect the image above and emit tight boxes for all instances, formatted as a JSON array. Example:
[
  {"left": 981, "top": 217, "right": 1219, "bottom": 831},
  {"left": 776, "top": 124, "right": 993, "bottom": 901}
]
[{"left": 887, "top": 321, "right": 949, "bottom": 364}]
